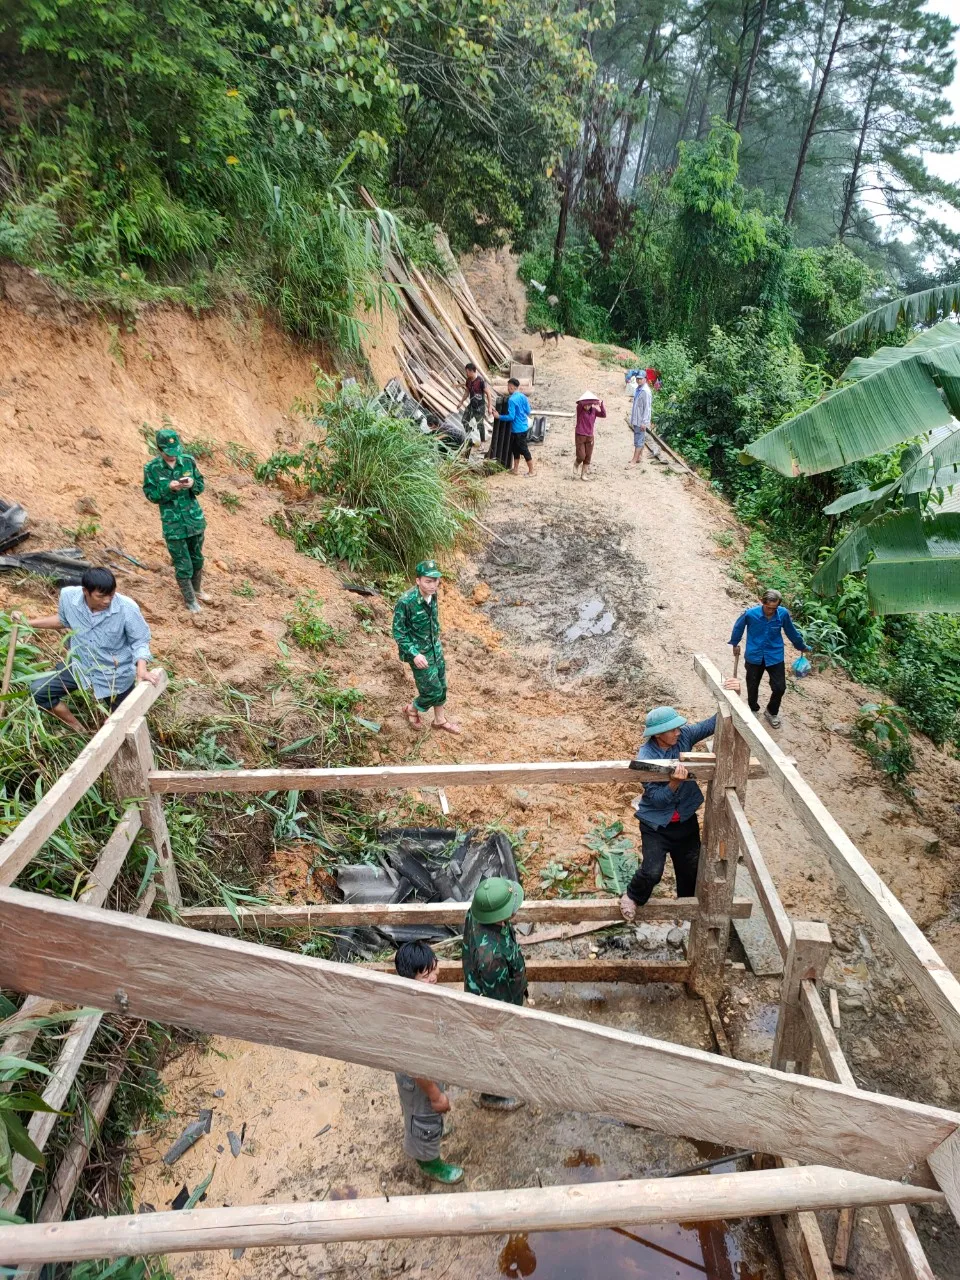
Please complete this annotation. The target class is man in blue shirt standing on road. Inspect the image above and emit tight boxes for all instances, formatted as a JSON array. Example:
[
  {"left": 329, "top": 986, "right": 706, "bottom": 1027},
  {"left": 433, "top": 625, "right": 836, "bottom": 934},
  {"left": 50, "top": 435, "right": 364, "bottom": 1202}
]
[
  {"left": 729, "top": 589, "right": 810, "bottom": 729},
  {"left": 497, "top": 377, "right": 535, "bottom": 477}
]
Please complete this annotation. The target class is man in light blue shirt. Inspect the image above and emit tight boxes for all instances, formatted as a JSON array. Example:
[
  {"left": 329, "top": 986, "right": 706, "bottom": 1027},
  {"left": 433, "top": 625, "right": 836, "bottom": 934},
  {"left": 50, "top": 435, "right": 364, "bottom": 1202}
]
[
  {"left": 497, "top": 377, "right": 535, "bottom": 477},
  {"left": 13, "top": 567, "right": 160, "bottom": 735},
  {"left": 729, "top": 588, "right": 810, "bottom": 729}
]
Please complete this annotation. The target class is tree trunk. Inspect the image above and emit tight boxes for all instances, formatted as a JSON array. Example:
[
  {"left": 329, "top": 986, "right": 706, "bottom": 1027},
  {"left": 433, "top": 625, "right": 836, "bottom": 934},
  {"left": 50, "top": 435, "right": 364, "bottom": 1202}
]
[
  {"left": 552, "top": 151, "right": 577, "bottom": 273},
  {"left": 734, "top": 0, "right": 769, "bottom": 134},
  {"left": 785, "top": 0, "right": 847, "bottom": 223},
  {"left": 673, "top": 56, "right": 704, "bottom": 160},
  {"left": 641, "top": 94, "right": 665, "bottom": 177},
  {"left": 800, "top": 0, "right": 831, "bottom": 151},
  {"left": 725, "top": 1, "right": 751, "bottom": 122},
  {"left": 611, "top": 24, "right": 660, "bottom": 192},
  {"left": 696, "top": 68, "right": 717, "bottom": 139},
  {"left": 837, "top": 29, "right": 889, "bottom": 240}
]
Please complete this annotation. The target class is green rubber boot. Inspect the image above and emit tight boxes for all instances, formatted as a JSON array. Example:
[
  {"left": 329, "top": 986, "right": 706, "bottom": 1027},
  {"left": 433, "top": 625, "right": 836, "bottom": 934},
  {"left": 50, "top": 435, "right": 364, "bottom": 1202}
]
[
  {"left": 178, "top": 578, "right": 201, "bottom": 614},
  {"left": 192, "top": 569, "right": 213, "bottom": 604},
  {"left": 417, "top": 1158, "right": 464, "bottom": 1185}
]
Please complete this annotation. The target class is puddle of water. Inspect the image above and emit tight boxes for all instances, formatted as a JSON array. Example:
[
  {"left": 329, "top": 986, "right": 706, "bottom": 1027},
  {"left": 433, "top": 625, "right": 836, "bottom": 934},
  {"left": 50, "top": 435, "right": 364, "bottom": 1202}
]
[
  {"left": 564, "top": 597, "right": 616, "bottom": 641},
  {"left": 496, "top": 1156, "right": 770, "bottom": 1280}
]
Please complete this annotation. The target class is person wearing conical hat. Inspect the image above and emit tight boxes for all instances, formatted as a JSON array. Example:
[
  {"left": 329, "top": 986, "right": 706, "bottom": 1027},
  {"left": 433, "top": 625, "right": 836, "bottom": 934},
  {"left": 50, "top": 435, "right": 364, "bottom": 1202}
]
[
  {"left": 392, "top": 560, "right": 461, "bottom": 734},
  {"left": 142, "top": 427, "right": 211, "bottom": 614},
  {"left": 573, "top": 390, "right": 605, "bottom": 481},
  {"left": 462, "top": 876, "right": 526, "bottom": 1111},
  {"left": 619, "top": 705, "right": 717, "bottom": 923}
]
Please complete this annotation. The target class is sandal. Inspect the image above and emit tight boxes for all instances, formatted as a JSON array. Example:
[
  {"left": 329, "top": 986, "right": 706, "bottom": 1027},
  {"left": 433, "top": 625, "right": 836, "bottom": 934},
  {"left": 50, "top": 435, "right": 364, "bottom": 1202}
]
[
  {"left": 431, "top": 720, "right": 462, "bottom": 735},
  {"left": 403, "top": 703, "right": 423, "bottom": 728}
]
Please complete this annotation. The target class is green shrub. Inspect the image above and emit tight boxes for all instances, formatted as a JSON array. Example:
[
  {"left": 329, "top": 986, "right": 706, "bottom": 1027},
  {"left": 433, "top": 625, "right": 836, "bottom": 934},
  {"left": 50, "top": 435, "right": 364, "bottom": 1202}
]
[
  {"left": 853, "top": 702, "right": 914, "bottom": 782},
  {"left": 285, "top": 593, "right": 345, "bottom": 653}
]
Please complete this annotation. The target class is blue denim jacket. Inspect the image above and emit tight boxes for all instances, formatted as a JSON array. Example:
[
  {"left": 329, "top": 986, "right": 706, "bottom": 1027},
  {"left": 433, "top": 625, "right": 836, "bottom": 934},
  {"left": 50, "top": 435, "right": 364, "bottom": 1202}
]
[
  {"left": 634, "top": 715, "right": 717, "bottom": 828},
  {"left": 729, "top": 605, "right": 807, "bottom": 665}
]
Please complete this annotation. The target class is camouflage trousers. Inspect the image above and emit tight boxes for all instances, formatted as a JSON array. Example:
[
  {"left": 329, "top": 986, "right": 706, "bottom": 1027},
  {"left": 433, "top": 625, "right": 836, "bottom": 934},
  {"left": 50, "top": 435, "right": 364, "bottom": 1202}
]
[
  {"left": 411, "top": 650, "right": 447, "bottom": 712},
  {"left": 165, "top": 533, "right": 204, "bottom": 582}
]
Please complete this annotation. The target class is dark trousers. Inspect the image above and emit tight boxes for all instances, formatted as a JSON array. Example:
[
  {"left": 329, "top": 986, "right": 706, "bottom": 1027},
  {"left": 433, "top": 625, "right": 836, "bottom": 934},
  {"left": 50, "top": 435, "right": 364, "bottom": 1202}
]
[
  {"left": 32, "top": 663, "right": 134, "bottom": 712},
  {"left": 510, "top": 430, "right": 532, "bottom": 462},
  {"left": 626, "top": 815, "right": 701, "bottom": 906},
  {"left": 745, "top": 660, "right": 786, "bottom": 715}
]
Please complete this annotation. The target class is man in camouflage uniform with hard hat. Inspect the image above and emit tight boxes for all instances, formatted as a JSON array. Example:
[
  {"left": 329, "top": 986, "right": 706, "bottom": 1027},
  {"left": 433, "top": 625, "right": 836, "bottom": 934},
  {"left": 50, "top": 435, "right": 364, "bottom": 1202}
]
[
  {"left": 142, "top": 427, "right": 212, "bottom": 614},
  {"left": 392, "top": 560, "right": 460, "bottom": 734}
]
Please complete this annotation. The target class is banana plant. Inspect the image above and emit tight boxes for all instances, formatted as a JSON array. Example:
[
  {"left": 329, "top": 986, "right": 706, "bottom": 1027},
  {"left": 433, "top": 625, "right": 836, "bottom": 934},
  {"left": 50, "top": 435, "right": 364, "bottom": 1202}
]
[
  {"left": 829, "top": 282, "right": 960, "bottom": 346},
  {"left": 742, "top": 320, "right": 960, "bottom": 613}
]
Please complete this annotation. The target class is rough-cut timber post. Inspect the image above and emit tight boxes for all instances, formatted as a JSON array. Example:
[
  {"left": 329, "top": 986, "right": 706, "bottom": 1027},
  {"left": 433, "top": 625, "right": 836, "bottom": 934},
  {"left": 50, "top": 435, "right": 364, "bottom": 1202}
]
[
  {"left": 108, "top": 719, "right": 180, "bottom": 908},
  {"left": 687, "top": 705, "right": 751, "bottom": 999},
  {"left": 772, "top": 921, "right": 832, "bottom": 1073}
]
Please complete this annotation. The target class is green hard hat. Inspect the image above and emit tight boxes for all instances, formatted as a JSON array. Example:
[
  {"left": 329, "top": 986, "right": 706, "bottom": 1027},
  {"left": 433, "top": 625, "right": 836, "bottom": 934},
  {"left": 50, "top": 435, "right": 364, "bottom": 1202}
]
[
  {"left": 415, "top": 560, "right": 442, "bottom": 579},
  {"left": 471, "top": 876, "right": 523, "bottom": 924},
  {"left": 156, "top": 427, "right": 182, "bottom": 455},
  {"left": 642, "top": 705, "right": 687, "bottom": 739}
]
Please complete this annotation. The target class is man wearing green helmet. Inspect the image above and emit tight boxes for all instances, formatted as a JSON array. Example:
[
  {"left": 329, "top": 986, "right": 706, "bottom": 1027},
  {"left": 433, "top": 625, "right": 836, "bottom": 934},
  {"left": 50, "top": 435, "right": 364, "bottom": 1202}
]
[
  {"left": 462, "top": 876, "right": 526, "bottom": 1111},
  {"left": 619, "top": 705, "right": 717, "bottom": 923},
  {"left": 142, "top": 427, "right": 211, "bottom": 614},
  {"left": 391, "top": 560, "right": 461, "bottom": 734}
]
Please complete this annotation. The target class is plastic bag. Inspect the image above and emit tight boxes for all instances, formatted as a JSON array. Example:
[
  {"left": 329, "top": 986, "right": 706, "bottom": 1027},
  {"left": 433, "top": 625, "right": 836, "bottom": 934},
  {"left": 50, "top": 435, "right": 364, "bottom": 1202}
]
[{"left": 792, "top": 654, "right": 811, "bottom": 677}]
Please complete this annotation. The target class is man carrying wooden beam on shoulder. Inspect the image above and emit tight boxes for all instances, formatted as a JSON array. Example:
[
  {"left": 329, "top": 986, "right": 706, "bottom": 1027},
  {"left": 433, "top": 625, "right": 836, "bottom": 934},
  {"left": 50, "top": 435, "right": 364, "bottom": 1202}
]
[
  {"left": 620, "top": 706, "right": 717, "bottom": 922},
  {"left": 392, "top": 560, "right": 461, "bottom": 735}
]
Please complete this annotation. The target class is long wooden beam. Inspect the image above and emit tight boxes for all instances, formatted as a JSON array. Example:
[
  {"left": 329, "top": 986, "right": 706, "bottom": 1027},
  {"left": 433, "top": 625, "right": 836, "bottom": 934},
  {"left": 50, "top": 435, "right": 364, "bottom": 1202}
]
[
  {"left": 177, "top": 896, "right": 752, "bottom": 931},
  {"left": 0, "top": 672, "right": 166, "bottom": 886},
  {"left": 147, "top": 753, "right": 765, "bottom": 796},
  {"left": 727, "top": 791, "right": 790, "bottom": 956},
  {"left": 364, "top": 959, "right": 690, "bottom": 984},
  {"left": 0, "top": 1167, "right": 943, "bottom": 1265},
  {"left": 696, "top": 654, "right": 960, "bottom": 1046},
  {"left": 0, "top": 888, "right": 957, "bottom": 1184}
]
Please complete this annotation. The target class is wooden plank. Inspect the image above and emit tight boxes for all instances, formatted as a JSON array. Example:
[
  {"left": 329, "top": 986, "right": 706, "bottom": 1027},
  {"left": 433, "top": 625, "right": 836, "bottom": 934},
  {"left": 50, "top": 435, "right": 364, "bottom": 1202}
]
[
  {"left": 800, "top": 981, "right": 856, "bottom": 1089},
  {"left": 148, "top": 754, "right": 766, "bottom": 796},
  {"left": 928, "top": 1126, "right": 960, "bottom": 1224},
  {"left": 772, "top": 923, "right": 832, "bottom": 1073},
  {"left": 728, "top": 790, "right": 790, "bottom": 960},
  {"left": 13, "top": 1067, "right": 122, "bottom": 1280},
  {"left": 687, "top": 708, "right": 751, "bottom": 998},
  {"left": 109, "top": 719, "right": 180, "bottom": 908},
  {"left": 0, "top": 1166, "right": 943, "bottom": 1265},
  {"left": 364, "top": 959, "right": 690, "bottom": 984},
  {"left": 77, "top": 807, "right": 141, "bottom": 907},
  {"left": 832, "top": 1207, "right": 856, "bottom": 1269},
  {"left": 697, "top": 653, "right": 960, "bottom": 1045},
  {"left": 520, "top": 921, "right": 617, "bottom": 949},
  {"left": 829, "top": 987, "right": 841, "bottom": 1030},
  {"left": 879, "top": 1205, "right": 936, "bottom": 1280},
  {"left": 0, "top": 672, "right": 167, "bottom": 885},
  {"left": 177, "top": 897, "right": 753, "bottom": 931},
  {"left": 771, "top": 1197, "right": 836, "bottom": 1280},
  {"left": 0, "top": 889, "right": 958, "bottom": 1184},
  {"left": 733, "top": 866, "right": 785, "bottom": 977},
  {"left": 798, "top": 981, "right": 936, "bottom": 1280},
  {"left": 0, "top": 807, "right": 141, "bottom": 1072}
]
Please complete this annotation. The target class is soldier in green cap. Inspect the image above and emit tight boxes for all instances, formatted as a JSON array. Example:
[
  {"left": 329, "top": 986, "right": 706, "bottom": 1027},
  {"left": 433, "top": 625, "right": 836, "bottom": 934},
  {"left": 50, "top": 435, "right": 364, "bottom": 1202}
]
[
  {"left": 462, "top": 876, "right": 526, "bottom": 1110},
  {"left": 142, "top": 427, "right": 211, "bottom": 614},
  {"left": 392, "top": 560, "right": 461, "bottom": 734}
]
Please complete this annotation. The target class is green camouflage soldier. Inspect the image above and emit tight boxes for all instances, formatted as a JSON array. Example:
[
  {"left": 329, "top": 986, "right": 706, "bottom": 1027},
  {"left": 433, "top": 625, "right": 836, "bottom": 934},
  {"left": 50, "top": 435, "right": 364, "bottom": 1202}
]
[
  {"left": 462, "top": 877, "right": 526, "bottom": 1111},
  {"left": 142, "top": 427, "right": 212, "bottom": 614},
  {"left": 392, "top": 560, "right": 460, "bottom": 734}
]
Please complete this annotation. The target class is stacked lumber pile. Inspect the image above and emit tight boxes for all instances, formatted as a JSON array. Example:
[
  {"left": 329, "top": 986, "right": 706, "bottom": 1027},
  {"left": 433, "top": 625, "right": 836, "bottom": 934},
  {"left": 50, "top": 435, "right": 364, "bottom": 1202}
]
[{"left": 359, "top": 189, "right": 512, "bottom": 421}]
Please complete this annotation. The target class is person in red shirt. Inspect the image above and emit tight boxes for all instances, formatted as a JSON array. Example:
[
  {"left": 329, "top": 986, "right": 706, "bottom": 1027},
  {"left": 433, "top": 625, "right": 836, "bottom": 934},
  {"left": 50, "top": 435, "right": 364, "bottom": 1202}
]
[
  {"left": 573, "top": 390, "right": 606, "bottom": 481},
  {"left": 457, "top": 362, "right": 492, "bottom": 444}
]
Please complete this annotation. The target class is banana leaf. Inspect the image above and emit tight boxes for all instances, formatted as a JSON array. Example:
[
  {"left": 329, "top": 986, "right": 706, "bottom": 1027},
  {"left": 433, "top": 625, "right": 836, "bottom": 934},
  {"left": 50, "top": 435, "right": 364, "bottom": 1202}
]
[
  {"left": 745, "top": 322, "right": 960, "bottom": 476},
  {"left": 829, "top": 282, "right": 960, "bottom": 345},
  {"left": 867, "top": 557, "right": 960, "bottom": 613},
  {"left": 823, "top": 480, "right": 897, "bottom": 515},
  {"left": 596, "top": 849, "right": 638, "bottom": 894},
  {"left": 813, "top": 523, "right": 876, "bottom": 595}
]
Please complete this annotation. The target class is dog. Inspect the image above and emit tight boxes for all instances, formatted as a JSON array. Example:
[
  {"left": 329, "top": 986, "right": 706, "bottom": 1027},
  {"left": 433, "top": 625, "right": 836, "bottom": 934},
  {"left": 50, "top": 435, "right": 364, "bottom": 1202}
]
[{"left": 538, "top": 328, "right": 562, "bottom": 345}]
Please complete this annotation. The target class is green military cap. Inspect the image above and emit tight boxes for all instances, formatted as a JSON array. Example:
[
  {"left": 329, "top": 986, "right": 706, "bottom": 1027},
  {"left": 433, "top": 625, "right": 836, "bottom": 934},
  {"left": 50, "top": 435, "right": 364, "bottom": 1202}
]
[
  {"left": 156, "top": 427, "right": 182, "bottom": 455},
  {"left": 415, "top": 560, "right": 442, "bottom": 579},
  {"left": 471, "top": 876, "right": 524, "bottom": 924}
]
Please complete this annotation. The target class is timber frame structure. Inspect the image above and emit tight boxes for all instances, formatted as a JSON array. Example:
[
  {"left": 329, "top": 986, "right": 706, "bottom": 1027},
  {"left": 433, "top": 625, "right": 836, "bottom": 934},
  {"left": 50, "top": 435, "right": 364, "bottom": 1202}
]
[{"left": 0, "top": 655, "right": 958, "bottom": 1277}]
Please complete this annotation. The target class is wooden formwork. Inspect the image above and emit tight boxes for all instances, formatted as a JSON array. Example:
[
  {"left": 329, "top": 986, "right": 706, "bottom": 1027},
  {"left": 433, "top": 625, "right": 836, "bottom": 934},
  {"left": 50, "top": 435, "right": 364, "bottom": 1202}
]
[{"left": 0, "top": 656, "right": 956, "bottom": 1277}]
